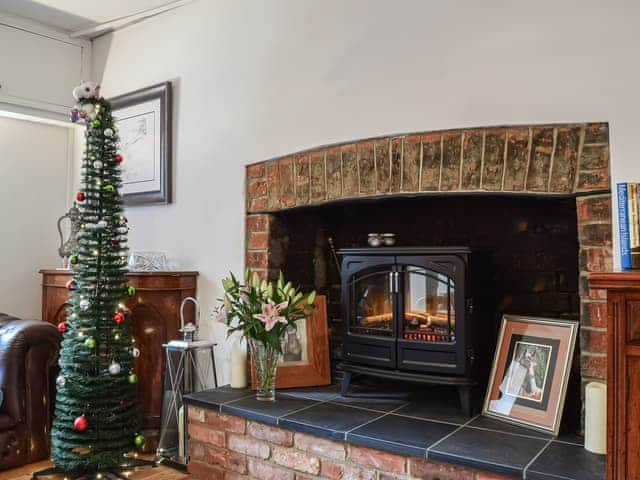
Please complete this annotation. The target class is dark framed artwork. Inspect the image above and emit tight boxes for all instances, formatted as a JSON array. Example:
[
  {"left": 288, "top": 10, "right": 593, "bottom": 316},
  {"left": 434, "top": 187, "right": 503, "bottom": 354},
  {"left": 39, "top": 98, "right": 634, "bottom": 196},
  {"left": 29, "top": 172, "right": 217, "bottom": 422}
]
[
  {"left": 251, "top": 295, "right": 331, "bottom": 389},
  {"left": 110, "top": 82, "right": 172, "bottom": 205},
  {"left": 483, "top": 315, "right": 578, "bottom": 435}
]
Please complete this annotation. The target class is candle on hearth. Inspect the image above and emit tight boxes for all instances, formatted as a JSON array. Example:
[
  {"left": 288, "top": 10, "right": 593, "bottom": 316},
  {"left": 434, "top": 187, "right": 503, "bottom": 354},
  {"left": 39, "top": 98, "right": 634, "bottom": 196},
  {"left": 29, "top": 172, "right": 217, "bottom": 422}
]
[
  {"left": 585, "top": 381, "right": 606, "bottom": 454},
  {"left": 178, "top": 405, "right": 185, "bottom": 459},
  {"left": 230, "top": 338, "right": 247, "bottom": 388}
]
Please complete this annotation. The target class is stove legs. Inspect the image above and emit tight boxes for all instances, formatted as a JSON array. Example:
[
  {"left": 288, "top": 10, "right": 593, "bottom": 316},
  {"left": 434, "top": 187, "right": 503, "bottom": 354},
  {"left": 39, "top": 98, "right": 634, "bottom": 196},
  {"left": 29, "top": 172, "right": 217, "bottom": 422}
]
[
  {"left": 340, "top": 367, "right": 473, "bottom": 417},
  {"left": 458, "top": 385, "right": 472, "bottom": 417},
  {"left": 340, "top": 371, "right": 353, "bottom": 396}
]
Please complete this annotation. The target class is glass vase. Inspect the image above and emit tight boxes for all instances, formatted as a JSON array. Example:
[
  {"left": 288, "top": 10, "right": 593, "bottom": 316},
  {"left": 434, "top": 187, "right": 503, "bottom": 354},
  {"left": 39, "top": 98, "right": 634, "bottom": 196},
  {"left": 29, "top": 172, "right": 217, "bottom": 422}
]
[{"left": 248, "top": 338, "right": 279, "bottom": 401}]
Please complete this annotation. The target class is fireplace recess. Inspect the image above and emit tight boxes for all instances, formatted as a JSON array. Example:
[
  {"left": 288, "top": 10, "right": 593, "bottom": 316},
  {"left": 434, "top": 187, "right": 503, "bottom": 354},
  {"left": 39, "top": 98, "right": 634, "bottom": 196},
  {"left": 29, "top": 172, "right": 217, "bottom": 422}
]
[{"left": 339, "top": 247, "right": 487, "bottom": 415}]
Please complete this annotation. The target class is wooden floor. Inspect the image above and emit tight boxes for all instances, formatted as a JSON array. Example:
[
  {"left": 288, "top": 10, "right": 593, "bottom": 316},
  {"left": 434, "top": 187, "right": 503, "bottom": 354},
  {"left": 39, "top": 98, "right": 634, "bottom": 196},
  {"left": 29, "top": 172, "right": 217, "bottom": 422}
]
[{"left": 0, "top": 459, "right": 189, "bottom": 480}]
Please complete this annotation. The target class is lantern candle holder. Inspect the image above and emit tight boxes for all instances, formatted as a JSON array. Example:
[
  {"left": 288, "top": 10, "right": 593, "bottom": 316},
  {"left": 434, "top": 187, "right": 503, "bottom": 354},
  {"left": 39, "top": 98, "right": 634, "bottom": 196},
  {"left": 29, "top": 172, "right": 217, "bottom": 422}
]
[{"left": 156, "top": 297, "right": 217, "bottom": 468}]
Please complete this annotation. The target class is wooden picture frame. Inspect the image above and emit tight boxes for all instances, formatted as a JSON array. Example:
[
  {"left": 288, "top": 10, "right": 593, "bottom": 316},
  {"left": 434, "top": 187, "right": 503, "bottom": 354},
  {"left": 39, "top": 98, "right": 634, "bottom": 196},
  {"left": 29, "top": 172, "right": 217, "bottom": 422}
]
[
  {"left": 483, "top": 315, "right": 578, "bottom": 435},
  {"left": 251, "top": 295, "right": 331, "bottom": 389},
  {"left": 110, "top": 82, "right": 172, "bottom": 205}
]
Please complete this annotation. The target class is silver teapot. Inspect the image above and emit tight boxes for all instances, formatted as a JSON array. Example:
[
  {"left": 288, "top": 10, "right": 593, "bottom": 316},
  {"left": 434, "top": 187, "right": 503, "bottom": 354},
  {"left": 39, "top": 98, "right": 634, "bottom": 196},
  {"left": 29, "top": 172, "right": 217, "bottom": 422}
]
[{"left": 57, "top": 202, "right": 81, "bottom": 268}]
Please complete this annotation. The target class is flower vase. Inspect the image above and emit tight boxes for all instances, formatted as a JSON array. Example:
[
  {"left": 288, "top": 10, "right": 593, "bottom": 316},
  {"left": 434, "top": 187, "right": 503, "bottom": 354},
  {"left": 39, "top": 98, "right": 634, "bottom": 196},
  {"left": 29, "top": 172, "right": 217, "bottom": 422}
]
[{"left": 248, "top": 338, "right": 279, "bottom": 401}]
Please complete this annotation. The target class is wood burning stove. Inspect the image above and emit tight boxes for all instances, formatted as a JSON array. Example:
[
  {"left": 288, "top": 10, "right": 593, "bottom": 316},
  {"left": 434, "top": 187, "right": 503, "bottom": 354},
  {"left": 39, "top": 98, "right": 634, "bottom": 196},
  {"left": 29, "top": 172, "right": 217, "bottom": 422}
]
[{"left": 339, "top": 247, "right": 482, "bottom": 415}]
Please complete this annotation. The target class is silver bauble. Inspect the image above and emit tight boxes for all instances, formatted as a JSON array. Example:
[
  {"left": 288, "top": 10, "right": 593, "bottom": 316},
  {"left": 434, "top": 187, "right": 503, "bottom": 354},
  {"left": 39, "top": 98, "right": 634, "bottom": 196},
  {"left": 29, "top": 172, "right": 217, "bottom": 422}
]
[
  {"left": 104, "top": 128, "right": 114, "bottom": 137},
  {"left": 56, "top": 375, "right": 66, "bottom": 387},
  {"left": 93, "top": 160, "right": 103, "bottom": 169},
  {"left": 79, "top": 299, "right": 90, "bottom": 311},
  {"left": 97, "top": 220, "right": 108, "bottom": 229},
  {"left": 131, "top": 347, "right": 141, "bottom": 358},
  {"left": 108, "top": 361, "right": 121, "bottom": 375}
]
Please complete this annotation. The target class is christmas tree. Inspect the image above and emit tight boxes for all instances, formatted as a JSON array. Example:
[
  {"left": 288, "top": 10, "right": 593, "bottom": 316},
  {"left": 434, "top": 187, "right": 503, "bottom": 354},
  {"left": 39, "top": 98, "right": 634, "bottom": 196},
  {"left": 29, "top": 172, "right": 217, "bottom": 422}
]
[{"left": 51, "top": 82, "right": 143, "bottom": 474}]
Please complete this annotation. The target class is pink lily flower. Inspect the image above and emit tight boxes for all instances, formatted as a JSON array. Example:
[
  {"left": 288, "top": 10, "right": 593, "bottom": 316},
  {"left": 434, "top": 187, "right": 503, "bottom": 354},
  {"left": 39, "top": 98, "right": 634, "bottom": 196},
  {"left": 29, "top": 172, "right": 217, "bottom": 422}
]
[{"left": 254, "top": 299, "right": 289, "bottom": 331}]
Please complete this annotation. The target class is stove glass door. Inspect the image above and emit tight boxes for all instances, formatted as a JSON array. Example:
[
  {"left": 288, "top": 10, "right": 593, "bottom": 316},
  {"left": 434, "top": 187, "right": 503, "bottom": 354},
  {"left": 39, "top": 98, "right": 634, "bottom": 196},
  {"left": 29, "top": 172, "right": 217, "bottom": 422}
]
[
  {"left": 403, "top": 266, "right": 455, "bottom": 343},
  {"left": 349, "top": 267, "right": 394, "bottom": 337}
]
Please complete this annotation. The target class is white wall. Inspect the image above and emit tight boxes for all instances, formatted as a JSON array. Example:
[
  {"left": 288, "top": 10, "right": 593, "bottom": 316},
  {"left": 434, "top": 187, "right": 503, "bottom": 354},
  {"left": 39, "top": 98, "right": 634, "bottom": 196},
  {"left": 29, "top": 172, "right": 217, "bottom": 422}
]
[
  {"left": 91, "top": 0, "right": 640, "bottom": 384},
  {"left": 0, "top": 115, "right": 75, "bottom": 319}
]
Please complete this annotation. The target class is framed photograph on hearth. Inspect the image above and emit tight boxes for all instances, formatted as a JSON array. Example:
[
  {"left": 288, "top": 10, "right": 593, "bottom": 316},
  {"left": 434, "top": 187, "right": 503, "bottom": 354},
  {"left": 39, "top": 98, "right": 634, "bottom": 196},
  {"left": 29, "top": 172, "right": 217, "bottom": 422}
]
[
  {"left": 251, "top": 295, "right": 331, "bottom": 389},
  {"left": 110, "top": 82, "right": 172, "bottom": 205},
  {"left": 482, "top": 315, "right": 578, "bottom": 435}
]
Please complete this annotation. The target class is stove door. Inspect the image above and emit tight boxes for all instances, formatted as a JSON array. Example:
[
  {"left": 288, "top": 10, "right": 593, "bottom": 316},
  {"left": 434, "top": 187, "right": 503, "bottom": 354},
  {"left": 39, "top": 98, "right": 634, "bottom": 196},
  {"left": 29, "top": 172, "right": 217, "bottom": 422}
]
[
  {"left": 342, "top": 255, "right": 397, "bottom": 369},
  {"left": 396, "top": 255, "right": 466, "bottom": 374}
]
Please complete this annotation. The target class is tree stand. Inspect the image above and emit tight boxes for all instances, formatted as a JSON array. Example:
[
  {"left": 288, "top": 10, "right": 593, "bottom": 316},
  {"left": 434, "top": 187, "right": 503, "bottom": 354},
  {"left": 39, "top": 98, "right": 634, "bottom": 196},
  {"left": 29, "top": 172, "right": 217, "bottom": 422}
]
[{"left": 31, "top": 458, "right": 157, "bottom": 480}]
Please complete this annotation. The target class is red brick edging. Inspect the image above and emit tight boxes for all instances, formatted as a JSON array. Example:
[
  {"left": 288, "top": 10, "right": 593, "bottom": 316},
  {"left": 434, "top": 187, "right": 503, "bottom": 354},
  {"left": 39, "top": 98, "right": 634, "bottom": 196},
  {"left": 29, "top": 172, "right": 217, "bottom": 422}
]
[{"left": 187, "top": 405, "right": 510, "bottom": 480}]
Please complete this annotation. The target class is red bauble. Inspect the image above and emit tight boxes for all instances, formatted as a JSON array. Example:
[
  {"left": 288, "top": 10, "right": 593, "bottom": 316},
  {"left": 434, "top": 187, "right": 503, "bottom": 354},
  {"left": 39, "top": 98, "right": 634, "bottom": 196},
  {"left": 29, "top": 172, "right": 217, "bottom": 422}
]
[
  {"left": 73, "top": 415, "right": 88, "bottom": 432},
  {"left": 113, "top": 312, "right": 125, "bottom": 324},
  {"left": 76, "top": 192, "right": 85, "bottom": 202},
  {"left": 57, "top": 322, "right": 67, "bottom": 333},
  {"left": 65, "top": 279, "right": 77, "bottom": 290},
  {"left": 114, "top": 154, "right": 123, "bottom": 163}
]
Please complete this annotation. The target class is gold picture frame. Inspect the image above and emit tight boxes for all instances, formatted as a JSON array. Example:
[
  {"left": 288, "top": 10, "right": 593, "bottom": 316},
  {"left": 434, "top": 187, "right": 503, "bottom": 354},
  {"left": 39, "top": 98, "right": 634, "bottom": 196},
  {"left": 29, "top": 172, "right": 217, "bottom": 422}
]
[{"left": 482, "top": 315, "right": 578, "bottom": 435}]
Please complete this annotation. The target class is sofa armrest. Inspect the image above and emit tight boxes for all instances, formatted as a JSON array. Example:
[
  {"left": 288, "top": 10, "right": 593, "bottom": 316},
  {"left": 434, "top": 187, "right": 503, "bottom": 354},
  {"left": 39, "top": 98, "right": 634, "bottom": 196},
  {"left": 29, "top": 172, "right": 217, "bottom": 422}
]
[{"left": 0, "top": 319, "right": 60, "bottom": 425}]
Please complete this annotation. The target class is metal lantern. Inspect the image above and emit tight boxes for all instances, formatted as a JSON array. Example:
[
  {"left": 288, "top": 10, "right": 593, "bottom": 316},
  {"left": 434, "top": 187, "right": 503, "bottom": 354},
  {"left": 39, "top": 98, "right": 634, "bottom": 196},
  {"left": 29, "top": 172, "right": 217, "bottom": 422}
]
[{"left": 157, "top": 297, "right": 217, "bottom": 467}]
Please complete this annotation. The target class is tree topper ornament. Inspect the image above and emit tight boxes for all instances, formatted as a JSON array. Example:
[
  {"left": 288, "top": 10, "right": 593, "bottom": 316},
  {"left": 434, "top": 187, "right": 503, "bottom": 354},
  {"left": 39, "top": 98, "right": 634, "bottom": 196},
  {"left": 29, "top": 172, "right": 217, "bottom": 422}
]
[{"left": 70, "top": 81, "right": 101, "bottom": 124}]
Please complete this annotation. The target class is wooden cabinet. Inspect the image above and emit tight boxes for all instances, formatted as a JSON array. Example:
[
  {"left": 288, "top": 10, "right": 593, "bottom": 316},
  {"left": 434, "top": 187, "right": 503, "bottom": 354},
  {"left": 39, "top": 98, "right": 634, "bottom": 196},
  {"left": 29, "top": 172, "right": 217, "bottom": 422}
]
[
  {"left": 589, "top": 272, "right": 640, "bottom": 480},
  {"left": 40, "top": 269, "right": 198, "bottom": 437},
  {"left": 0, "top": 16, "right": 90, "bottom": 115}
]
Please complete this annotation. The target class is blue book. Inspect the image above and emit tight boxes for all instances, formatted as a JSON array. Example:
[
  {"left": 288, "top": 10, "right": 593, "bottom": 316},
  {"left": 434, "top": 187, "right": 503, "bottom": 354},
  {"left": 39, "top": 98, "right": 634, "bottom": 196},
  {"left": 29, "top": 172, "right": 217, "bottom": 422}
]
[{"left": 618, "top": 183, "right": 632, "bottom": 269}]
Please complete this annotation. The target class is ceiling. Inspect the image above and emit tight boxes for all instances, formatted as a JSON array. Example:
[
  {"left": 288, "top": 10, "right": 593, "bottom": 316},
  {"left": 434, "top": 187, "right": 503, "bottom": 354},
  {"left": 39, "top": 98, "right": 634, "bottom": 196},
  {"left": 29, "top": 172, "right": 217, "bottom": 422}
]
[{"left": 0, "top": 0, "right": 177, "bottom": 32}]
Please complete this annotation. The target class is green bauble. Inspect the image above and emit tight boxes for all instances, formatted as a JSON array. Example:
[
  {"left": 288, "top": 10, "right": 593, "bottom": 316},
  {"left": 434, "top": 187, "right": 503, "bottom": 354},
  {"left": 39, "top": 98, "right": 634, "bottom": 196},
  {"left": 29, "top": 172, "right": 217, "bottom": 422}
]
[
  {"left": 92, "top": 119, "right": 101, "bottom": 128},
  {"left": 84, "top": 337, "right": 96, "bottom": 349},
  {"left": 103, "top": 184, "right": 115, "bottom": 193},
  {"left": 69, "top": 255, "right": 79, "bottom": 265},
  {"left": 127, "top": 285, "right": 136, "bottom": 296},
  {"left": 134, "top": 434, "right": 145, "bottom": 448},
  {"left": 128, "top": 373, "right": 138, "bottom": 384}
]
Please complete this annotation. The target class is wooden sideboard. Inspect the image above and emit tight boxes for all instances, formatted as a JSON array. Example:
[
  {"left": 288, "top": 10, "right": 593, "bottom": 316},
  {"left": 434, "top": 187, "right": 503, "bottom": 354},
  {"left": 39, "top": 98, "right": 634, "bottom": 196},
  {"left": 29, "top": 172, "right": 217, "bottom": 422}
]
[
  {"left": 590, "top": 271, "right": 640, "bottom": 480},
  {"left": 40, "top": 269, "right": 198, "bottom": 440}
]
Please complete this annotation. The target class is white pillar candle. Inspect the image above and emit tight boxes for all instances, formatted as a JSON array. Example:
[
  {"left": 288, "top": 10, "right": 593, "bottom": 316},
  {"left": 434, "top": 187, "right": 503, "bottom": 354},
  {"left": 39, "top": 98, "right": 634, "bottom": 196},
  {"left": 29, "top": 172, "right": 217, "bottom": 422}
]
[
  {"left": 178, "top": 405, "right": 185, "bottom": 459},
  {"left": 585, "top": 381, "right": 606, "bottom": 454},
  {"left": 230, "top": 338, "right": 247, "bottom": 388}
]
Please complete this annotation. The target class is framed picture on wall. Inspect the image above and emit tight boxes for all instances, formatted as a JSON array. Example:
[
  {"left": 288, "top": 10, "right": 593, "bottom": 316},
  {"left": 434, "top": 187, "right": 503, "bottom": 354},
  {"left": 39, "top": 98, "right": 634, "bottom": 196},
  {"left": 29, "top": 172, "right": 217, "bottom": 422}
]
[
  {"left": 483, "top": 315, "right": 578, "bottom": 435},
  {"left": 110, "top": 82, "right": 172, "bottom": 205},
  {"left": 251, "top": 295, "right": 331, "bottom": 389}
]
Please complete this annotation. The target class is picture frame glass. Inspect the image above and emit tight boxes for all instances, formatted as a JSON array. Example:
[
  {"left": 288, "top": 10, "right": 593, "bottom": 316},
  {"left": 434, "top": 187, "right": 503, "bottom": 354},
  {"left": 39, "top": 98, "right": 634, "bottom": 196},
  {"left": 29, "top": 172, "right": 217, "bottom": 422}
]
[
  {"left": 483, "top": 315, "right": 577, "bottom": 435},
  {"left": 279, "top": 317, "right": 310, "bottom": 366},
  {"left": 114, "top": 98, "right": 162, "bottom": 196}
]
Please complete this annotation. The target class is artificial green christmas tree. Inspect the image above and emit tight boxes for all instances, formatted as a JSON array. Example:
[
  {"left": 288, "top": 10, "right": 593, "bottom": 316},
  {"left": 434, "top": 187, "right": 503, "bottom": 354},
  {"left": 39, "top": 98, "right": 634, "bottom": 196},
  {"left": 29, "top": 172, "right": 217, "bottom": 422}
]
[{"left": 48, "top": 82, "right": 144, "bottom": 476}]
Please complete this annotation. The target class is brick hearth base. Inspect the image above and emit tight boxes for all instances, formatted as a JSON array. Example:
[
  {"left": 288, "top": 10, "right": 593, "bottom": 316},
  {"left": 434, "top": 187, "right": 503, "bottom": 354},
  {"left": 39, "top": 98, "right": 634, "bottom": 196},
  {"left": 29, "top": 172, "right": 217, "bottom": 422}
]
[{"left": 187, "top": 405, "right": 508, "bottom": 480}]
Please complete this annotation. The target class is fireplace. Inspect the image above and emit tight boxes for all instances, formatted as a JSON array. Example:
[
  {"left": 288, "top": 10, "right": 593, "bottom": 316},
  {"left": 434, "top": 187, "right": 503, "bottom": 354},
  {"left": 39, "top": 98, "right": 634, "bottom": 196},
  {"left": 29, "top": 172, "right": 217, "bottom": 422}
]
[
  {"left": 339, "top": 247, "right": 485, "bottom": 415},
  {"left": 245, "top": 122, "right": 612, "bottom": 432}
]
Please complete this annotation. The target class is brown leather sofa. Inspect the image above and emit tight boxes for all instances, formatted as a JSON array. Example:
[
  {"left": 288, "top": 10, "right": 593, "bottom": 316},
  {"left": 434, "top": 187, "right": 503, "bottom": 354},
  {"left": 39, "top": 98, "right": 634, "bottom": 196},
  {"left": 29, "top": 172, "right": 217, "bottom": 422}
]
[{"left": 0, "top": 313, "right": 60, "bottom": 470}]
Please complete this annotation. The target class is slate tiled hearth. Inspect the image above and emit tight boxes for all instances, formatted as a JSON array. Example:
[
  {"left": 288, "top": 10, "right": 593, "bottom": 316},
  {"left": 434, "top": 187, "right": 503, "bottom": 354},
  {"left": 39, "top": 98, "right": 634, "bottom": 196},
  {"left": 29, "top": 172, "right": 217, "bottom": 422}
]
[{"left": 185, "top": 383, "right": 605, "bottom": 479}]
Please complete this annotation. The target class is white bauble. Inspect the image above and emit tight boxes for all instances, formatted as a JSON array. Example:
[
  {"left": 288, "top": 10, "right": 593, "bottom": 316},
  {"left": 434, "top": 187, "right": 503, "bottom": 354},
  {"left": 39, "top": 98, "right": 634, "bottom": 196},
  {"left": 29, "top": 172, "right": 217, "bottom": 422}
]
[
  {"left": 131, "top": 347, "right": 141, "bottom": 358},
  {"left": 56, "top": 375, "right": 66, "bottom": 387},
  {"left": 103, "top": 128, "right": 114, "bottom": 137},
  {"left": 93, "top": 160, "right": 103, "bottom": 169},
  {"left": 108, "top": 362, "right": 121, "bottom": 375},
  {"left": 79, "top": 299, "right": 90, "bottom": 311}
]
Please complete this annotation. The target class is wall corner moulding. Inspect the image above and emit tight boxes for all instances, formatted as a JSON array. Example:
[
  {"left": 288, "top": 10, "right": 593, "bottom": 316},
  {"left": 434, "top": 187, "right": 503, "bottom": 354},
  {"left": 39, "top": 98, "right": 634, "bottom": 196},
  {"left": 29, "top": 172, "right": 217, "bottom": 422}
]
[
  {"left": 70, "top": 0, "right": 194, "bottom": 40},
  {"left": 0, "top": 13, "right": 91, "bottom": 118}
]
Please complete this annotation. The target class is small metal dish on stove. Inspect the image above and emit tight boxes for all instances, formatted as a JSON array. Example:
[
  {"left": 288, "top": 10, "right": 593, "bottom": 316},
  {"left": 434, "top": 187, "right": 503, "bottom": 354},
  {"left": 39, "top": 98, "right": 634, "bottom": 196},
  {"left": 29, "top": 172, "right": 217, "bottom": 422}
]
[
  {"left": 381, "top": 233, "right": 396, "bottom": 246},
  {"left": 367, "top": 233, "right": 382, "bottom": 247}
]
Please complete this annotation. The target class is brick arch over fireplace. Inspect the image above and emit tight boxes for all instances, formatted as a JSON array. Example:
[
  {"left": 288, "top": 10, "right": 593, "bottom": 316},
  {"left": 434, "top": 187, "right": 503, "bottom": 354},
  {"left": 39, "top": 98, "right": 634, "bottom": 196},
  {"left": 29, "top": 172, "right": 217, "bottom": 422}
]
[{"left": 245, "top": 122, "right": 612, "bottom": 389}]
